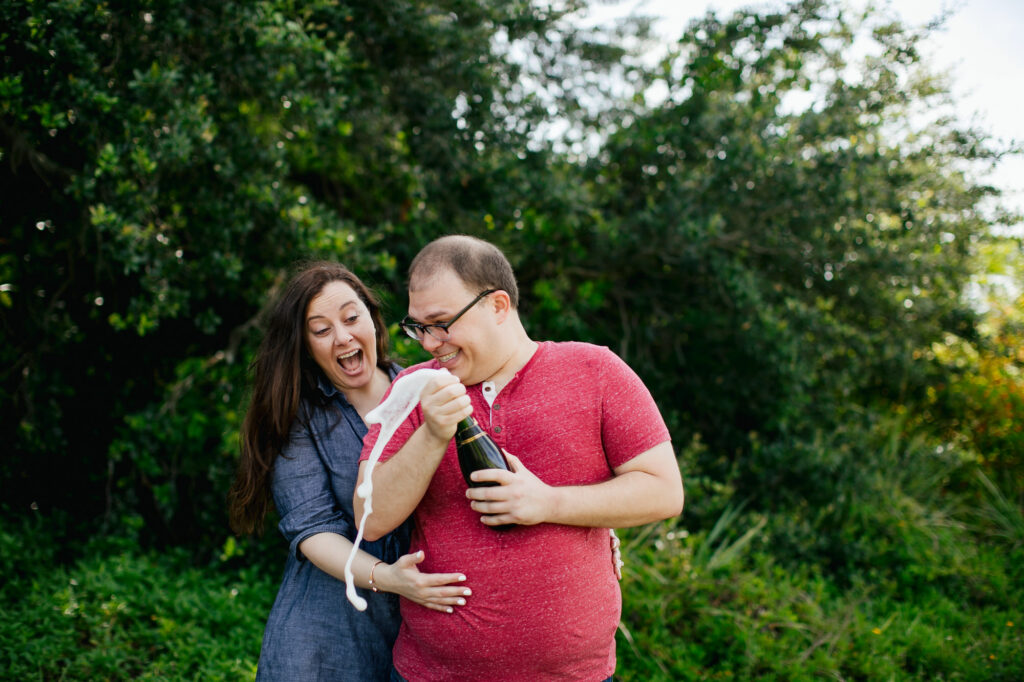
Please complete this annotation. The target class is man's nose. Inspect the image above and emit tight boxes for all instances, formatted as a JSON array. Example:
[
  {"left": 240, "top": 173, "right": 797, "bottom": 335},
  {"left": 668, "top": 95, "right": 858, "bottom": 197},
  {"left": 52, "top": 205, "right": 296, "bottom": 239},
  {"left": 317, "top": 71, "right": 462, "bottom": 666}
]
[{"left": 420, "top": 332, "right": 442, "bottom": 352}]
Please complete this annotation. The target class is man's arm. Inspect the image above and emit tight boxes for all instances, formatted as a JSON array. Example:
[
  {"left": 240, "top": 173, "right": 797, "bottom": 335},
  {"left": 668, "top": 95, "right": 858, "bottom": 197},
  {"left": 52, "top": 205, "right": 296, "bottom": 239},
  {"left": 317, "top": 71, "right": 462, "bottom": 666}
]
[
  {"left": 466, "top": 440, "right": 683, "bottom": 528},
  {"left": 355, "top": 374, "right": 472, "bottom": 541},
  {"left": 355, "top": 425, "right": 447, "bottom": 540}
]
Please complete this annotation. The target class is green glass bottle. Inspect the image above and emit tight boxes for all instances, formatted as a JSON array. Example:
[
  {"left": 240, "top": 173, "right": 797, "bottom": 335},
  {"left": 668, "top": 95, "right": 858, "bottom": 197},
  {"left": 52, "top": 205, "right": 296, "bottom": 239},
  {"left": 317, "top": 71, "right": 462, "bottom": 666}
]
[{"left": 454, "top": 415, "right": 511, "bottom": 487}]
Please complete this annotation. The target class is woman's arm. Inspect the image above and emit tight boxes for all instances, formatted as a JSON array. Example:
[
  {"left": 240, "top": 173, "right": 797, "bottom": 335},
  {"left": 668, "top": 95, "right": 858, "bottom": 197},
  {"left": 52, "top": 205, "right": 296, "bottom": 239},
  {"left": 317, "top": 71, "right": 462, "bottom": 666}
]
[{"left": 298, "top": 533, "right": 471, "bottom": 613}]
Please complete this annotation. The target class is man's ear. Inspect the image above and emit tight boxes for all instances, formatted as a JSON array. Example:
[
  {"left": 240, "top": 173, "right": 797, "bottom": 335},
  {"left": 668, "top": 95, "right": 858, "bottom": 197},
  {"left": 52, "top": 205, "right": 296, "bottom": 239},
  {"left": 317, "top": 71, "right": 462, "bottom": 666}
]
[{"left": 490, "top": 289, "right": 512, "bottom": 324}]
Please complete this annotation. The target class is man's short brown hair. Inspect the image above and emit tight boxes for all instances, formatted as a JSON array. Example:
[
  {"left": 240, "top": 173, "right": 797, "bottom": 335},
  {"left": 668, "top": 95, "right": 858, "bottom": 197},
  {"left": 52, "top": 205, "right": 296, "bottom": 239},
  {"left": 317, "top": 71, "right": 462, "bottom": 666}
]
[{"left": 408, "top": 235, "right": 519, "bottom": 308}]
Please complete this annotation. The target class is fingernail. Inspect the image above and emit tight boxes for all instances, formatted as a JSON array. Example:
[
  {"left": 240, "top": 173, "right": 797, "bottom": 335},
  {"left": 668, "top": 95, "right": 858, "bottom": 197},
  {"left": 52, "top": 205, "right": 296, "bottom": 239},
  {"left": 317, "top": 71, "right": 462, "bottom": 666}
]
[
  {"left": 463, "top": 589, "right": 472, "bottom": 596},
  {"left": 458, "top": 575, "right": 466, "bottom": 581},
  {"left": 457, "top": 598, "right": 466, "bottom": 606},
  {"left": 446, "top": 607, "right": 453, "bottom": 614}
]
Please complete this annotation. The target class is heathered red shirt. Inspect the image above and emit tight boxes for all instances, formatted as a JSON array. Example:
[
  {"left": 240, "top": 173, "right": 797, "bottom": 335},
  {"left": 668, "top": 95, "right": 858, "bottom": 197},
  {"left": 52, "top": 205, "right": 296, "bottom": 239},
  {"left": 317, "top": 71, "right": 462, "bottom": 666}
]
[{"left": 360, "top": 341, "right": 671, "bottom": 681}]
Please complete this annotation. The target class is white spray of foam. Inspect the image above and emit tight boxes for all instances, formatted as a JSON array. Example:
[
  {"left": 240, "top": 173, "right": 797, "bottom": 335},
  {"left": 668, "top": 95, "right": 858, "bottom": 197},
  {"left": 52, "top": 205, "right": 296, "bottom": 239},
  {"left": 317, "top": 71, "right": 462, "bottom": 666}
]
[{"left": 344, "top": 368, "right": 450, "bottom": 610}]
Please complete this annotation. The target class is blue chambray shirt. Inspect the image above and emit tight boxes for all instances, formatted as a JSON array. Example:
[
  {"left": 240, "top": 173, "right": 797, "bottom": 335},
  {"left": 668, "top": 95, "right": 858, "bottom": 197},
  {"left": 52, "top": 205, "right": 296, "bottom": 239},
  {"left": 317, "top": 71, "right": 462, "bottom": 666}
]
[{"left": 256, "top": 365, "right": 411, "bottom": 681}]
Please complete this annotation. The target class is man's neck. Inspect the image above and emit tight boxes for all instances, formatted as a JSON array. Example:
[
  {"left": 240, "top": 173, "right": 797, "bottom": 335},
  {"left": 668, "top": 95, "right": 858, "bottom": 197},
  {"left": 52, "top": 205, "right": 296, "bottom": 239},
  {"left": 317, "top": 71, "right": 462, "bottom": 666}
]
[{"left": 485, "top": 328, "right": 538, "bottom": 393}]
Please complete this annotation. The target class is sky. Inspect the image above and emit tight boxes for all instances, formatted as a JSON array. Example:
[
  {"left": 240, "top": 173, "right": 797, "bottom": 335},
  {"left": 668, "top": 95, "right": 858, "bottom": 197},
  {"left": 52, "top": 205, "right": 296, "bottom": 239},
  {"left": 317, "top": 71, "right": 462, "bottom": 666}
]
[{"left": 583, "top": 0, "right": 1024, "bottom": 226}]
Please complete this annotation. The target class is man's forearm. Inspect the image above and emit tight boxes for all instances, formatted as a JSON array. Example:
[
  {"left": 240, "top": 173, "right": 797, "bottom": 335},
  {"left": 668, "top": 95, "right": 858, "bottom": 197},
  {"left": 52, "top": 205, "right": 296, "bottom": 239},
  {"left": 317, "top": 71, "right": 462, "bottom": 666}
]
[
  {"left": 356, "top": 424, "right": 450, "bottom": 540},
  {"left": 469, "top": 441, "right": 684, "bottom": 529},
  {"left": 545, "top": 470, "right": 683, "bottom": 528},
  {"left": 547, "top": 442, "right": 683, "bottom": 527}
]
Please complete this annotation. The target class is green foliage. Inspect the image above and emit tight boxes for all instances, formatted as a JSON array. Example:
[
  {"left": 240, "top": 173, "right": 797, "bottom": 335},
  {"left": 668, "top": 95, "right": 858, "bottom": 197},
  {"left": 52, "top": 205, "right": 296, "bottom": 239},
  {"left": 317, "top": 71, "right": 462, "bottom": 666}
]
[
  {"left": 928, "top": 292, "right": 1024, "bottom": 477},
  {"left": 1, "top": 0, "right": 362, "bottom": 529},
  {"left": 615, "top": 417, "right": 1024, "bottom": 680},
  {"left": 109, "top": 352, "right": 250, "bottom": 546},
  {"left": 4, "top": 413, "right": 1022, "bottom": 680},
  {"left": 2, "top": 1, "right": 1022, "bottom": 677},
  {"left": 507, "top": 1, "right": 1014, "bottom": 523},
  {"left": 0, "top": 512, "right": 278, "bottom": 681},
  {"left": 0, "top": 0, "right": 634, "bottom": 539}
]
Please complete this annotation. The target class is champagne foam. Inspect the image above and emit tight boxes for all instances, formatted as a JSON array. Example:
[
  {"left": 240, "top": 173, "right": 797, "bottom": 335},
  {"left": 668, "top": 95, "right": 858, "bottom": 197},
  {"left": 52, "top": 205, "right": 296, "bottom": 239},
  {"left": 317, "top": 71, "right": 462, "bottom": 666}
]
[{"left": 344, "top": 368, "right": 450, "bottom": 610}]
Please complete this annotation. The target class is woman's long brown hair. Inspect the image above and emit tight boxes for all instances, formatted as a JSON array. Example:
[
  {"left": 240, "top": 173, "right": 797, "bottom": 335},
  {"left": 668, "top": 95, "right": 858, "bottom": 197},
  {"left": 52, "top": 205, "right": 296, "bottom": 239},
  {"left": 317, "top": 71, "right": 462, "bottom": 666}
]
[{"left": 227, "top": 262, "right": 391, "bottom": 535}]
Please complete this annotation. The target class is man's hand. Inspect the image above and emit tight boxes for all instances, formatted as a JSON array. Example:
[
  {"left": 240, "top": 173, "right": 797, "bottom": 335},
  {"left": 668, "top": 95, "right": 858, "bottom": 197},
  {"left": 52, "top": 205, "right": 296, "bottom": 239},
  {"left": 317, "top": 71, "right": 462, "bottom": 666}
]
[
  {"left": 355, "top": 373, "right": 473, "bottom": 541},
  {"left": 465, "top": 441, "right": 682, "bottom": 529},
  {"left": 465, "top": 452, "right": 555, "bottom": 527},
  {"left": 420, "top": 373, "right": 472, "bottom": 444}
]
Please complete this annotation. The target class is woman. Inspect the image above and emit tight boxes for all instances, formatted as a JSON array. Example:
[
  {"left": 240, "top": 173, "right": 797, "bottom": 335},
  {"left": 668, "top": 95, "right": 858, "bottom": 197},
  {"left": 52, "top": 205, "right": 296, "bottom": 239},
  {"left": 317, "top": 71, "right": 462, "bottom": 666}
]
[{"left": 229, "top": 262, "right": 470, "bottom": 681}]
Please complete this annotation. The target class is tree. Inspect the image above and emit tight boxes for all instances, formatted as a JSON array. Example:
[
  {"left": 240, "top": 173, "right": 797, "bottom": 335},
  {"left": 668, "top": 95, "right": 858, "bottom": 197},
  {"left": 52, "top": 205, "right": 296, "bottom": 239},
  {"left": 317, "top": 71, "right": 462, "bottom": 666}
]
[
  {"left": 511, "top": 0, "right": 1017, "bottom": 516},
  {"left": 0, "top": 0, "right": 643, "bottom": 546}
]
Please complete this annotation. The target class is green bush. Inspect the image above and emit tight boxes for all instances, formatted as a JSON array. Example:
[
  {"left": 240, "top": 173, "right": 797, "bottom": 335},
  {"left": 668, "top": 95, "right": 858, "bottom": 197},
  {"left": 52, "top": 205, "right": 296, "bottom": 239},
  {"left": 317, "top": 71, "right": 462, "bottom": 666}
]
[
  {"left": 3, "top": 407, "right": 1023, "bottom": 682},
  {"left": 617, "top": 516, "right": 1022, "bottom": 680},
  {"left": 615, "top": 411, "right": 1023, "bottom": 681},
  {"left": 0, "top": 512, "right": 277, "bottom": 681}
]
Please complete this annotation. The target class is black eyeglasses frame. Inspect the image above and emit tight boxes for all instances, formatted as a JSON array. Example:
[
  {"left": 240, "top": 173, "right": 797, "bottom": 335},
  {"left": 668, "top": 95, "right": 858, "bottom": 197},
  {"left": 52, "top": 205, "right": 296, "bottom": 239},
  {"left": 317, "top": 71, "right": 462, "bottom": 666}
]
[{"left": 400, "top": 289, "right": 498, "bottom": 342}]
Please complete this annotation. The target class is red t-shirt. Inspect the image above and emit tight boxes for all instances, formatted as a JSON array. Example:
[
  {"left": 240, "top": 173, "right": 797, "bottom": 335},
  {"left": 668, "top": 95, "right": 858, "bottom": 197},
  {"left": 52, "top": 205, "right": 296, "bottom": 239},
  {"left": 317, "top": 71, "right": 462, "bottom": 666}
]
[{"left": 360, "top": 341, "right": 671, "bottom": 681}]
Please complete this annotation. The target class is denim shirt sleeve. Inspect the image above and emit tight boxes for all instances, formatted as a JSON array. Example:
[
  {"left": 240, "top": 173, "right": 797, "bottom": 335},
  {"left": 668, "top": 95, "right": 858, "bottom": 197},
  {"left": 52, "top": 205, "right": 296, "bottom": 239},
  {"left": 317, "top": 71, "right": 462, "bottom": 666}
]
[{"left": 271, "top": 416, "right": 355, "bottom": 561}]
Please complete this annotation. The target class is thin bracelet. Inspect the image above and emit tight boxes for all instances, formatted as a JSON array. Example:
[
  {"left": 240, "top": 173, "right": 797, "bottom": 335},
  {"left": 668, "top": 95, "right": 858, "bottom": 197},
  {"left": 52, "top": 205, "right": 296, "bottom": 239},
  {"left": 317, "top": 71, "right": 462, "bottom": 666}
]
[{"left": 368, "top": 560, "right": 385, "bottom": 593}]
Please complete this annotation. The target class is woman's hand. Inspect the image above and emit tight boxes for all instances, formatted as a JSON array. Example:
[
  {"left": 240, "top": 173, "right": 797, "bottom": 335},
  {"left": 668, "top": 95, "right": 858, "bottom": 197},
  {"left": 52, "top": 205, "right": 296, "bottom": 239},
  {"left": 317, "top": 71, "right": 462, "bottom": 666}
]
[
  {"left": 610, "top": 528, "right": 624, "bottom": 580},
  {"left": 378, "top": 550, "right": 471, "bottom": 613}
]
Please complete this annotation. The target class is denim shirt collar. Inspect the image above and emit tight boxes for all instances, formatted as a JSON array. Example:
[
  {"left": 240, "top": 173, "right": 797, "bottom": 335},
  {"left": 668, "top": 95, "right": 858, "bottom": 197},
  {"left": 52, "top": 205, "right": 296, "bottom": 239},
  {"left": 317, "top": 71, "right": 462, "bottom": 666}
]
[{"left": 314, "top": 372, "right": 341, "bottom": 400}]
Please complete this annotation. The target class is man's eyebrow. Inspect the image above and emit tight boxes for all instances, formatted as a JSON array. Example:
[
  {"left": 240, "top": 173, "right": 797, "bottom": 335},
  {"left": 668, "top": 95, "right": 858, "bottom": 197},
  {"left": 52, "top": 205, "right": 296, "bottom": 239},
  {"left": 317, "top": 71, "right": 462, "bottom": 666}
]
[{"left": 408, "top": 307, "right": 450, "bottom": 323}]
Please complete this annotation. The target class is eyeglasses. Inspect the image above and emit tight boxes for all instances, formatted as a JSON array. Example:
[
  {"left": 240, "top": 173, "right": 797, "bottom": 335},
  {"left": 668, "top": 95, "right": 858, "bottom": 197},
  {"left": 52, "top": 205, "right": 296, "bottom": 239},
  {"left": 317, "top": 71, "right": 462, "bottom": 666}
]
[{"left": 400, "top": 289, "right": 497, "bottom": 342}]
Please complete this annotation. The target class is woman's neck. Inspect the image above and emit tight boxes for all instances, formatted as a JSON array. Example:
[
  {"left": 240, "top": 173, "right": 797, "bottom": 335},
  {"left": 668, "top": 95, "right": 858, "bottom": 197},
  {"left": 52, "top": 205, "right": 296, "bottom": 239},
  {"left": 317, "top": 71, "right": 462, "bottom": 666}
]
[{"left": 343, "top": 366, "right": 392, "bottom": 420}]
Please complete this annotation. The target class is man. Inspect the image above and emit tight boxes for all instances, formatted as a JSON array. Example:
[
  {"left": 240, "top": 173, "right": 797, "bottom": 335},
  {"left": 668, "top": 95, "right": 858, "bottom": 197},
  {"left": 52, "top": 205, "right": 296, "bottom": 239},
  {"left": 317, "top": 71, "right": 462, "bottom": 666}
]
[{"left": 355, "top": 235, "right": 683, "bottom": 681}]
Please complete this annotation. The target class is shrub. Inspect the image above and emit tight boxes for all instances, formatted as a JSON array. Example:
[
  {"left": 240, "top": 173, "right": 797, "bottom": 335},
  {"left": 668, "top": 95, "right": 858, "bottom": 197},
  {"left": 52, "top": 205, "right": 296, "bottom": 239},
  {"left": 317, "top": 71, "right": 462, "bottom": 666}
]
[{"left": 0, "top": 511, "right": 277, "bottom": 681}]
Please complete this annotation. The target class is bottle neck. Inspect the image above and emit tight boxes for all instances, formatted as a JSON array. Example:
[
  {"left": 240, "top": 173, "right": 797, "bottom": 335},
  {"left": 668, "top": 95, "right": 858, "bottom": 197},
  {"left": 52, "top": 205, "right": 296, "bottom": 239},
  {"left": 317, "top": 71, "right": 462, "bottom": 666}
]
[{"left": 455, "top": 416, "right": 484, "bottom": 446}]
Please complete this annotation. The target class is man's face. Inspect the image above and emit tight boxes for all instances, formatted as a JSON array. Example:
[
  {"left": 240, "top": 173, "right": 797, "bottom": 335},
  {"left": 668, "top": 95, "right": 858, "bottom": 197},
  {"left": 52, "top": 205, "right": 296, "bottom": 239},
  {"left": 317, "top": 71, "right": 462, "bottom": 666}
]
[{"left": 406, "top": 268, "right": 498, "bottom": 386}]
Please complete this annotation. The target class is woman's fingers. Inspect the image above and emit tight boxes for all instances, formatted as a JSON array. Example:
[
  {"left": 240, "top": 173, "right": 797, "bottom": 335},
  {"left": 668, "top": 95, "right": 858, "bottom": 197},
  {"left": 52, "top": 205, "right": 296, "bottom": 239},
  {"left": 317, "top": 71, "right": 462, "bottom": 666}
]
[
  {"left": 419, "top": 571, "right": 467, "bottom": 586},
  {"left": 418, "top": 584, "right": 471, "bottom": 602},
  {"left": 412, "top": 589, "right": 471, "bottom": 612},
  {"left": 410, "top": 582, "right": 472, "bottom": 609},
  {"left": 392, "top": 550, "right": 472, "bottom": 610}
]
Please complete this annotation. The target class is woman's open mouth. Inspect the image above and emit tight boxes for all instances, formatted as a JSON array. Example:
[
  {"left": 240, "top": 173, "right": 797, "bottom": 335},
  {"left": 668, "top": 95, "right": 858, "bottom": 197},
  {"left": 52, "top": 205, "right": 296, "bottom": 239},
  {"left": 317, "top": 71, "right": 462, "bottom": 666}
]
[{"left": 337, "top": 348, "right": 363, "bottom": 374}]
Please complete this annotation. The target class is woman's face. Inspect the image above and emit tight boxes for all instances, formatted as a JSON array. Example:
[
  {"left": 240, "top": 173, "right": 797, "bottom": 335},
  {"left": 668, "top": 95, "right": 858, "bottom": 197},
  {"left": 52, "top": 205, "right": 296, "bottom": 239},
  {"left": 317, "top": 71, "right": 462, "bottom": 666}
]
[{"left": 305, "top": 280, "right": 379, "bottom": 394}]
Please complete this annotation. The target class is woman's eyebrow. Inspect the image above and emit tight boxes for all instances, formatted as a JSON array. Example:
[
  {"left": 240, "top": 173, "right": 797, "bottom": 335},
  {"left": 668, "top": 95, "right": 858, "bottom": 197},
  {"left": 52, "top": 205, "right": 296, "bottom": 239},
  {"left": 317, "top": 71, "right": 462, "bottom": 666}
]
[{"left": 307, "top": 299, "right": 359, "bottom": 322}]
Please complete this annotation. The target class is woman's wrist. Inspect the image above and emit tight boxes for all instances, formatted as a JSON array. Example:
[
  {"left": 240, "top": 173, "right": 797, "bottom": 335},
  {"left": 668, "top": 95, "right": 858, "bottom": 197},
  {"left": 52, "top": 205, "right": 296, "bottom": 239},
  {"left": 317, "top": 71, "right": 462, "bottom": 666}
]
[{"left": 368, "top": 559, "right": 386, "bottom": 593}]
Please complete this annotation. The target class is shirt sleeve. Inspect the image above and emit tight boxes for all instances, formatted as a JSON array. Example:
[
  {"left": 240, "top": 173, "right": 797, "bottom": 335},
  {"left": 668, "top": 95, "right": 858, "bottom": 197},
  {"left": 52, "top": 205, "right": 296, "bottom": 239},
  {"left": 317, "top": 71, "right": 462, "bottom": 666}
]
[
  {"left": 597, "top": 347, "right": 671, "bottom": 470},
  {"left": 272, "top": 419, "right": 356, "bottom": 560}
]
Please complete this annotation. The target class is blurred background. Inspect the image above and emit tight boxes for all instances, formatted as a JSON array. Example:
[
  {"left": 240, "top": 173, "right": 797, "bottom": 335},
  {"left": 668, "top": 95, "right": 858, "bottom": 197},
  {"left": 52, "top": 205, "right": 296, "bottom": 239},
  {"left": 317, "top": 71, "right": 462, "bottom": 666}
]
[{"left": 2, "top": 0, "right": 1021, "bottom": 679}]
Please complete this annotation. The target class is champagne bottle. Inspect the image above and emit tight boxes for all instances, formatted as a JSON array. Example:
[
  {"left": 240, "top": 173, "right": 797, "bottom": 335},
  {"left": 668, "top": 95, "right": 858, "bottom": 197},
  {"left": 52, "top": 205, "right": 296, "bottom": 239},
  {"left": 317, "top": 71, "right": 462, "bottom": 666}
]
[{"left": 454, "top": 415, "right": 511, "bottom": 487}]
